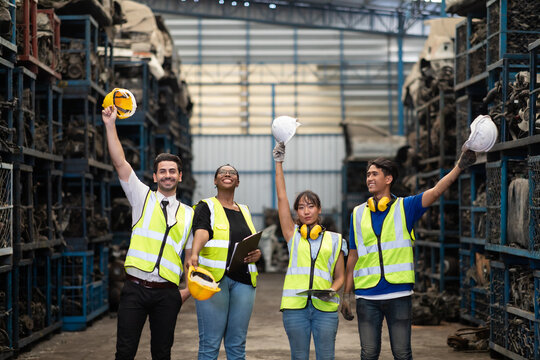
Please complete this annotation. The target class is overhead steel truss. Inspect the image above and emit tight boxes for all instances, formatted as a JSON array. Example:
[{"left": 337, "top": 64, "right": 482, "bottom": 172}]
[{"left": 139, "top": 0, "right": 442, "bottom": 37}]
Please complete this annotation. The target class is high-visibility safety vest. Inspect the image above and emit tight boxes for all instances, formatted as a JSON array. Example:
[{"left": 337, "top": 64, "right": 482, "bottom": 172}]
[
  {"left": 352, "top": 197, "right": 415, "bottom": 290},
  {"left": 125, "top": 190, "right": 194, "bottom": 286},
  {"left": 198, "top": 197, "right": 258, "bottom": 287},
  {"left": 281, "top": 228, "right": 342, "bottom": 312}
]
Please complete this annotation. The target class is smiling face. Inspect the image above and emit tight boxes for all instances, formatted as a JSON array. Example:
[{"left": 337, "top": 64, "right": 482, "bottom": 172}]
[
  {"left": 294, "top": 192, "right": 322, "bottom": 226},
  {"left": 366, "top": 164, "right": 393, "bottom": 198},
  {"left": 214, "top": 165, "right": 240, "bottom": 190},
  {"left": 153, "top": 160, "right": 182, "bottom": 196}
]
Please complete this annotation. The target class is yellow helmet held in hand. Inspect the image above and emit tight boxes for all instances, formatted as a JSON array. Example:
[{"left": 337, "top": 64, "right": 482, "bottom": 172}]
[
  {"left": 102, "top": 88, "right": 137, "bottom": 119},
  {"left": 187, "top": 266, "right": 221, "bottom": 301}
]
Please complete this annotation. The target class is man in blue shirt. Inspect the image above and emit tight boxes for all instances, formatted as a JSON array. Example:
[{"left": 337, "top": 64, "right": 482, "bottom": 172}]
[{"left": 341, "top": 150, "right": 476, "bottom": 360}]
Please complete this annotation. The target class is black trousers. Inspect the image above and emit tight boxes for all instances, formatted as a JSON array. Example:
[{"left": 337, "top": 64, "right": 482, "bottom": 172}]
[{"left": 115, "top": 280, "right": 182, "bottom": 360}]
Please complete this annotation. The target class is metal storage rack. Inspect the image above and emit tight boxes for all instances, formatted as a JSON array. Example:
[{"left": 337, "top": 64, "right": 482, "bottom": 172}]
[
  {"left": 61, "top": 245, "right": 108, "bottom": 331},
  {"left": 0, "top": 271, "right": 13, "bottom": 360},
  {"left": 486, "top": 0, "right": 540, "bottom": 66},
  {"left": 489, "top": 260, "right": 540, "bottom": 360},
  {"left": 413, "top": 90, "right": 460, "bottom": 292},
  {"left": 458, "top": 167, "right": 489, "bottom": 325},
  {"left": 57, "top": 14, "right": 112, "bottom": 330}
]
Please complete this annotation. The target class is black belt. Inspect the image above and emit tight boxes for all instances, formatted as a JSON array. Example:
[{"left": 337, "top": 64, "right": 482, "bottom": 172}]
[{"left": 126, "top": 274, "right": 177, "bottom": 289}]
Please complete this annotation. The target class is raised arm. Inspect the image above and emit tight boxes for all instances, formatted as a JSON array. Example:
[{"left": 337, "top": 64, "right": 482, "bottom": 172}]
[
  {"left": 102, "top": 105, "right": 133, "bottom": 182},
  {"left": 273, "top": 143, "right": 295, "bottom": 242},
  {"left": 422, "top": 149, "right": 476, "bottom": 208}
]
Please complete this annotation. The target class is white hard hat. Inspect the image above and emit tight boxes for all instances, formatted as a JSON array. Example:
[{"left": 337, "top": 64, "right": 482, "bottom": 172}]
[
  {"left": 462, "top": 115, "right": 498, "bottom": 152},
  {"left": 272, "top": 116, "right": 301, "bottom": 144}
]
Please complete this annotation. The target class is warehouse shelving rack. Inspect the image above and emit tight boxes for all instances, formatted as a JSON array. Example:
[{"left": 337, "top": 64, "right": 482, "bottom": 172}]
[
  {"left": 458, "top": 166, "right": 489, "bottom": 325},
  {"left": 412, "top": 88, "right": 460, "bottom": 292},
  {"left": 486, "top": 0, "right": 540, "bottom": 67},
  {"left": 13, "top": 251, "right": 62, "bottom": 351},
  {"left": 0, "top": 271, "right": 13, "bottom": 360},
  {"left": 61, "top": 245, "right": 109, "bottom": 331},
  {"left": 489, "top": 259, "right": 540, "bottom": 360},
  {"left": 0, "top": 163, "right": 13, "bottom": 360},
  {"left": 15, "top": 0, "right": 61, "bottom": 79},
  {"left": 111, "top": 60, "right": 159, "bottom": 181},
  {"left": 0, "top": 0, "right": 16, "bottom": 64}
]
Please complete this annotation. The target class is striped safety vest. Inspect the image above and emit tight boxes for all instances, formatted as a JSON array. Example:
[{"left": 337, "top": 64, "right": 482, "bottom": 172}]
[
  {"left": 281, "top": 227, "right": 342, "bottom": 312},
  {"left": 125, "top": 190, "right": 194, "bottom": 285},
  {"left": 198, "top": 197, "right": 258, "bottom": 287},
  {"left": 352, "top": 197, "right": 415, "bottom": 290}
]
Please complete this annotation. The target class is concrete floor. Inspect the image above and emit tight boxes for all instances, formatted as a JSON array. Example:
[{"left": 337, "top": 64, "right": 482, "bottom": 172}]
[{"left": 18, "top": 273, "right": 491, "bottom": 359}]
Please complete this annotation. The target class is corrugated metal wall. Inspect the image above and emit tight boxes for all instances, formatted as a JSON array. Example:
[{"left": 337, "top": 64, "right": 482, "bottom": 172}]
[{"left": 192, "top": 134, "right": 345, "bottom": 232}]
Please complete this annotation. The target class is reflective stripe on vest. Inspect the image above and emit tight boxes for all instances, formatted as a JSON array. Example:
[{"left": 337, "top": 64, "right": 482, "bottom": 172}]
[
  {"left": 352, "top": 198, "right": 415, "bottom": 290},
  {"left": 125, "top": 190, "right": 194, "bottom": 285},
  {"left": 281, "top": 228, "right": 341, "bottom": 312},
  {"left": 198, "top": 197, "right": 258, "bottom": 287}
]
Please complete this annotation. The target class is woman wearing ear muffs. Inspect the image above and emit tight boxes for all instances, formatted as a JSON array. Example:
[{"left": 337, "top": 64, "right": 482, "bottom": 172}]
[{"left": 273, "top": 141, "right": 347, "bottom": 360}]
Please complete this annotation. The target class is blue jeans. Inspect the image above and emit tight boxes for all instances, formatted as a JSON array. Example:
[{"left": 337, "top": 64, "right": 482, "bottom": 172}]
[
  {"left": 282, "top": 301, "right": 339, "bottom": 360},
  {"left": 195, "top": 275, "right": 256, "bottom": 360},
  {"left": 356, "top": 296, "right": 412, "bottom": 360}
]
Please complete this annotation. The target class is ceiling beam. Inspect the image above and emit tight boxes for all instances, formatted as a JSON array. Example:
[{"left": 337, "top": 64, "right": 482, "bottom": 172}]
[{"left": 138, "top": 0, "right": 441, "bottom": 37}]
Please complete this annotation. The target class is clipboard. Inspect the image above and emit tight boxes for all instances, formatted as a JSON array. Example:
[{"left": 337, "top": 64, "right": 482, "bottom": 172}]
[
  {"left": 296, "top": 289, "right": 336, "bottom": 297},
  {"left": 227, "top": 231, "right": 263, "bottom": 273}
]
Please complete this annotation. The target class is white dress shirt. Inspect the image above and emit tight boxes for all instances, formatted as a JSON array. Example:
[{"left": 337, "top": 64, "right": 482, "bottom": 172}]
[{"left": 120, "top": 170, "right": 193, "bottom": 282}]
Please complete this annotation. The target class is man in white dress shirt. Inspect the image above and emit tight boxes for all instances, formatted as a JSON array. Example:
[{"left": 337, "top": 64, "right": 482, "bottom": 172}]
[{"left": 102, "top": 105, "right": 194, "bottom": 360}]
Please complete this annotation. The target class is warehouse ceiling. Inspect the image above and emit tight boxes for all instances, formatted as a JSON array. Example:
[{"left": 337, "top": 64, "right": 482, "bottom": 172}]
[{"left": 141, "top": 0, "right": 443, "bottom": 36}]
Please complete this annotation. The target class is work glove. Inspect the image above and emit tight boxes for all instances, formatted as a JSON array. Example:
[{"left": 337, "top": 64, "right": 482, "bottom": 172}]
[
  {"left": 457, "top": 149, "right": 477, "bottom": 170},
  {"left": 273, "top": 142, "right": 286, "bottom": 162},
  {"left": 340, "top": 292, "right": 355, "bottom": 321},
  {"left": 315, "top": 288, "right": 336, "bottom": 302}
]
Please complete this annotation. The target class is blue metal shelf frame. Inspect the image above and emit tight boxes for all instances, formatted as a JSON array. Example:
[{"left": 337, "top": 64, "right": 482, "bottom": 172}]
[
  {"left": 62, "top": 171, "right": 112, "bottom": 251},
  {"left": 62, "top": 250, "right": 108, "bottom": 331},
  {"left": 0, "top": 271, "right": 13, "bottom": 357},
  {"left": 486, "top": 0, "right": 540, "bottom": 66},
  {"left": 489, "top": 259, "right": 540, "bottom": 360},
  {"left": 486, "top": 156, "right": 540, "bottom": 260},
  {"left": 0, "top": 0, "right": 17, "bottom": 64},
  {"left": 414, "top": 167, "right": 461, "bottom": 292},
  {"left": 58, "top": 15, "right": 112, "bottom": 92}
]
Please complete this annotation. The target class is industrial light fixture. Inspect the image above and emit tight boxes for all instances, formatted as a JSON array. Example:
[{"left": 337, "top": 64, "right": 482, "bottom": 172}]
[
  {"left": 231, "top": 1, "right": 237, "bottom": 5},
  {"left": 219, "top": 0, "right": 224, "bottom": 3},
  {"left": 244, "top": 1, "right": 250, "bottom": 6},
  {"left": 269, "top": 3, "right": 276, "bottom": 9}
]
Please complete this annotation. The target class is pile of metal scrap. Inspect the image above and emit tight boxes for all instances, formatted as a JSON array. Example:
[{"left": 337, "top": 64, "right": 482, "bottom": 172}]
[
  {"left": 36, "top": 11, "right": 58, "bottom": 70},
  {"left": 445, "top": 0, "right": 485, "bottom": 16},
  {"left": 0, "top": 0, "right": 12, "bottom": 41},
  {"left": 402, "top": 18, "right": 462, "bottom": 109},
  {"left": 485, "top": 71, "right": 540, "bottom": 140},
  {"left": 412, "top": 287, "right": 460, "bottom": 325},
  {"left": 39, "top": 0, "right": 116, "bottom": 28},
  {"left": 447, "top": 326, "right": 489, "bottom": 351},
  {"left": 508, "top": 266, "right": 534, "bottom": 312}
]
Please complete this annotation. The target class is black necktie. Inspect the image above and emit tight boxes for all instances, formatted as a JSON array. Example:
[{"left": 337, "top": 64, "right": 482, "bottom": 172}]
[{"left": 161, "top": 199, "right": 169, "bottom": 225}]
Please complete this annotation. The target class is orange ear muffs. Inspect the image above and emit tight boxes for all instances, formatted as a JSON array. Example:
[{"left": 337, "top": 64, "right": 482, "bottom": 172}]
[
  {"left": 368, "top": 196, "right": 391, "bottom": 212},
  {"left": 300, "top": 224, "right": 323, "bottom": 239}
]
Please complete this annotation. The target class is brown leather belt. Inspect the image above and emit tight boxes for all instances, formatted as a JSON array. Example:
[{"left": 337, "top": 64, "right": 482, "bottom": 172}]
[{"left": 126, "top": 274, "right": 177, "bottom": 289}]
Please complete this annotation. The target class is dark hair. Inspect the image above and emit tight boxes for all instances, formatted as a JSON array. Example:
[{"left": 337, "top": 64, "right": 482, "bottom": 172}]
[
  {"left": 293, "top": 190, "right": 322, "bottom": 226},
  {"left": 368, "top": 157, "right": 398, "bottom": 187},
  {"left": 153, "top": 153, "right": 182, "bottom": 174},
  {"left": 214, "top": 164, "right": 239, "bottom": 180}
]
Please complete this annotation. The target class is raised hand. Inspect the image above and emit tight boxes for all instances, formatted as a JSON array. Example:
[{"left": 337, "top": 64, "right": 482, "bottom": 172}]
[{"left": 273, "top": 142, "right": 286, "bottom": 162}]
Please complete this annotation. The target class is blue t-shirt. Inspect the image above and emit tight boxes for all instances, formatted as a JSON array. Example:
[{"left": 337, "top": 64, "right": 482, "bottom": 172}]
[{"left": 349, "top": 193, "right": 427, "bottom": 296}]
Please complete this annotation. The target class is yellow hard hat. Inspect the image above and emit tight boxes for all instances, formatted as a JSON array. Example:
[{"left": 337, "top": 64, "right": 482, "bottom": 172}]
[
  {"left": 102, "top": 88, "right": 137, "bottom": 119},
  {"left": 187, "top": 266, "right": 221, "bottom": 301}
]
